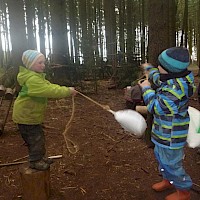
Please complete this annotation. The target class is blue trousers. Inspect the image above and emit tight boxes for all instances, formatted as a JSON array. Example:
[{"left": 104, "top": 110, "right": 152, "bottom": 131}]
[{"left": 154, "top": 145, "right": 192, "bottom": 190}]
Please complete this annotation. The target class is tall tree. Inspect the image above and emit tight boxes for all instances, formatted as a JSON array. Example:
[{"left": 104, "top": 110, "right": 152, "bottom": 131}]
[
  {"left": 141, "top": 0, "right": 146, "bottom": 63},
  {"left": 169, "top": 0, "right": 177, "bottom": 47},
  {"left": 24, "top": 0, "right": 37, "bottom": 50},
  {"left": 103, "top": 0, "right": 116, "bottom": 65},
  {"left": 37, "top": 0, "right": 46, "bottom": 55},
  {"left": 79, "top": 0, "right": 89, "bottom": 63},
  {"left": 118, "top": 0, "right": 125, "bottom": 59},
  {"left": 0, "top": 0, "right": 5, "bottom": 66},
  {"left": 126, "top": 0, "right": 134, "bottom": 63},
  {"left": 145, "top": 0, "right": 176, "bottom": 147},
  {"left": 197, "top": 0, "right": 200, "bottom": 74},
  {"left": 50, "top": 0, "right": 68, "bottom": 60},
  {"left": 68, "top": 0, "right": 79, "bottom": 63},
  {"left": 7, "top": 0, "right": 27, "bottom": 67},
  {"left": 148, "top": 0, "right": 174, "bottom": 65},
  {"left": 180, "top": 0, "right": 188, "bottom": 47}
]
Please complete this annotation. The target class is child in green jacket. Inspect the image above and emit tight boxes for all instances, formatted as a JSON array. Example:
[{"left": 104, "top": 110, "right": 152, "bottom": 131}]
[{"left": 12, "top": 50, "right": 77, "bottom": 171}]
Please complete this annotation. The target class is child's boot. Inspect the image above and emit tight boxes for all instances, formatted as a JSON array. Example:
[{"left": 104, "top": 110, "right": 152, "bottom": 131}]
[
  {"left": 30, "top": 159, "right": 50, "bottom": 171},
  {"left": 165, "top": 190, "right": 190, "bottom": 200},
  {"left": 152, "top": 179, "right": 173, "bottom": 192}
]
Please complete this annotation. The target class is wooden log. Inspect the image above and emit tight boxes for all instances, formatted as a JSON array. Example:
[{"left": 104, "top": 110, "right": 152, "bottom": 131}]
[
  {"left": 5, "top": 88, "right": 15, "bottom": 100},
  {"left": 19, "top": 164, "right": 50, "bottom": 200},
  {"left": 0, "top": 85, "right": 5, "bottom": 97},
  {"left": 136, "top": 105, "right": 147, "bottom": 115}
]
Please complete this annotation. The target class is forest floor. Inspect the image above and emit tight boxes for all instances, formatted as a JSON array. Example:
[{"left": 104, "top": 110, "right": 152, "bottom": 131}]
[{"left": 0, "top": 67, "right": 200, "bottom": 200}]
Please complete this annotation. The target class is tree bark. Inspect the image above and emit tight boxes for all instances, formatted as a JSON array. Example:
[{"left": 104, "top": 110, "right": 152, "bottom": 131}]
[
  {"left": 7, "top": 0, "right": 27, "bottom": 67},
  {"left": 146, "top": 0, "right": 176, "bottom": 147},
  {"left": 50, "top": 0, "right": 68, "bottom": 58},
  {"left": 19, "top": 164, "right": 50, "bottom": 200}
]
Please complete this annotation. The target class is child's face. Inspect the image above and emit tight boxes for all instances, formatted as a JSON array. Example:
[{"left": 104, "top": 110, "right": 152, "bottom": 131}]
[
  {"left": 31, "top": 55, "right": 46, "bottom": 73},
  {"left": 158, "top": 65, "right": 168, "bottom": 74}
]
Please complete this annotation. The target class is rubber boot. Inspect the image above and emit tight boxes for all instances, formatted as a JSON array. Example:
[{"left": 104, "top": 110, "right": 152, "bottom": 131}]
[
  {"left": 165, "top": 190, "right": 190, "bottom": 200},
  {"left": 152, "top": 179, "right": 173, "bottom": 192},
  {"left": 30, "top": 159, "right": 50, "bottom": 171},
  {"left": 43, "top": 157, "right": 54, "bottom": 165}
]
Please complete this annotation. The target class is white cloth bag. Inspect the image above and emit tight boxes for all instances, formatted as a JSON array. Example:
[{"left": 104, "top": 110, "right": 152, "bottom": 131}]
[
  {"left": 187, "top": 106, "right": 200, "bottom": 148},
  {"left": 110, "top": 109, "right": 147, "bottom": 138}
]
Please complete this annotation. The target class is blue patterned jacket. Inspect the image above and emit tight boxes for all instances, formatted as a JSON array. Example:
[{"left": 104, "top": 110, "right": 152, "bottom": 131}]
[{"left": 142, "top": 67, "right": 196, "bottom": 149}]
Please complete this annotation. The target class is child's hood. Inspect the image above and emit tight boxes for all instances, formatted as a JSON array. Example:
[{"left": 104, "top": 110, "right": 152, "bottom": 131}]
[{"left": 17, "top": 66, "right": 45, "bottom": 86}]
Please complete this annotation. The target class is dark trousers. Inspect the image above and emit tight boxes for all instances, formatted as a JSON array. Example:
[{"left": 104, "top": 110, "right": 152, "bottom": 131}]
[{"left": 18, "top": 124, "right": 46, "bottom": 162}]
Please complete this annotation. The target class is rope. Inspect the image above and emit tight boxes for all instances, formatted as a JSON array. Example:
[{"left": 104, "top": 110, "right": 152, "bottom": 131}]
[
  {"left": 62, "top": 95, "right": 79, "bottom": 154},
  {"left": 62, "top": 91, "right": 114, "bottom": 154},
  {"left": 77, "top": 91, "right": 111, "bottom": 111}
]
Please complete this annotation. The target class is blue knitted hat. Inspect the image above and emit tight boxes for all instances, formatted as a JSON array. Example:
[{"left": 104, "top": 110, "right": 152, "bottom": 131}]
[
  {"left": 22, "top": 50, "right": 44, "bottom": 69},
  {"left": 158, "top": 47, "right": 190, "bottom": 73}
]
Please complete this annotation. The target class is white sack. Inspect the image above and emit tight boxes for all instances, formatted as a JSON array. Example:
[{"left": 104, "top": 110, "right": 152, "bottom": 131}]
[
  {"left": 111, "top": 109, "right": 147, "bottom": 137},
  {"left": 187, "top": 106, "right": 200, "bottom": 148}
]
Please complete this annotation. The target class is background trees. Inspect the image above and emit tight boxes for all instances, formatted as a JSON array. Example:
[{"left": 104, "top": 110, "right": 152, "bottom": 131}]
[{"left": 0, "top": 0, "right": 199, "bottom": 78}]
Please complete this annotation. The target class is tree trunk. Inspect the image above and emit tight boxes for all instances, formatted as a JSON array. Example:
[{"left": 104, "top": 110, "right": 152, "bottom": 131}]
[
  {"left": 141, "top": 0, "right": 146, "bottom": 63},
  {"left": 37, "top": 0, "right": 46, "bottom": 55},
  {"left": 79, "top": 0, "right": 88, "bottom": 63},
  {"left": 146, "top": 0, "right": 175, "bottom": 147},
  {"left": 50, "top": 0, "right": 68, "bottom": 58},
  {"left": 7, "top": 0, "right": 27, "bottom": 67},
  {"left": 197, "top": 0, "right": 200, "bottom": 75},
  {"left": 24, "top": 0, "right": 37, "bottom": 50},
  {"left": 169, "top": 0, "right": 177, "bottom": 47},
  {"left": 148, "top": 0, "right": 172, "bottom": 65},
  {"left": 19, "top": 164, "right": 50, "bottom": 200},
  {"left": 103, "top": 0, "right": 116, "bottom": 64},
  {"left": 118, "top": 0, "right": 125, "bottom": 59},
  {"left": 126, "top": 0, "right": 134, "bottom": 63},
  {"left": 68, "top": 0, "right": 79, "bottom": 63}
]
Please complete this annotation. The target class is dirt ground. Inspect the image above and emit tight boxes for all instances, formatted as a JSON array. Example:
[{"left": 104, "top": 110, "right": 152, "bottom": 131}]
[{"left": 0, "top": 69, "right": 200, "bottom": 200}]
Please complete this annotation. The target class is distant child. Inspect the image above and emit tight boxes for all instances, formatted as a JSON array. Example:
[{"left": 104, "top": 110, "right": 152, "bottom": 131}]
[
  {"left": 12, "top": 50, "right": 77, "bottom": 171},
  {"left": 139, "top": 47, "right": 196, "bottom": 200}
]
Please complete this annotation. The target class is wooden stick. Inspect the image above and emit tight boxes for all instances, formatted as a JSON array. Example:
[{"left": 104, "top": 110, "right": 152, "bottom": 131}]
[
  {"left": 13, "top": 155, "right": 29, "bottom": 162},
  {"left": 0, "top": 155, "right": 63, "bottom": 167},
  {"left": 0, "top": 160, "right": 27, "bottom": 167},
  {"left": 48, "top": 155, "right": 63, "bottom": 159},
  {"left": 193, "top": 182, "right": 200, "bottom": 189}
]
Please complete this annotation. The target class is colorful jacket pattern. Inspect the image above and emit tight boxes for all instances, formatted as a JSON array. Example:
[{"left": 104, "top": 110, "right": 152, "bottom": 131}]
[{"left": 142, "top": 67, "right": 196, "bottom": 149}]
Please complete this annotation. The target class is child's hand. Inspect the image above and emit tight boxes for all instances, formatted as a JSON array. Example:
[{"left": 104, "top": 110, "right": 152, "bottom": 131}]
[
  {"left": 69, "top": 87, "right": 78, "bottom": 96},
  {"left": 140, "top": 63, "right": 153, "bottom": 78},
  {"left": 140, "top": 63, "right": 153, "bottom": 70},
  {"left": 138, "top": 80, "right": 151, "bottom": 88}
]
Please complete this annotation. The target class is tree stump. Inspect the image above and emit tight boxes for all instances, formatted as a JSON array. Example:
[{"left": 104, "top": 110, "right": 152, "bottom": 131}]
[
  {"left": 19, "top": 164, "right": 50, "bottom": 200},
  {"left": 4, "top": 88, "right": 15, "bottom": 100}
]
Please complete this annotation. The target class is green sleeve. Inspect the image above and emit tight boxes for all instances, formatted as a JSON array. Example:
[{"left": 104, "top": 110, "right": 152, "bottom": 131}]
[{"left": 26, "top": 75, "right": 71, "bottom": 98}]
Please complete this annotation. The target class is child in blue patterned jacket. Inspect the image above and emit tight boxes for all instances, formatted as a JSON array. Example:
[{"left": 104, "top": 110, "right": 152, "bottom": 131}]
[{"left": 139, "top": 47, "right": 196, "bottom": 200}]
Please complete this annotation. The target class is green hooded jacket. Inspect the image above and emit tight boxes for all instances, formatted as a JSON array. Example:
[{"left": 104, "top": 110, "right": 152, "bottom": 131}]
[{"left": 12, "top": 66, "right": 71, "bottom": 124}]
